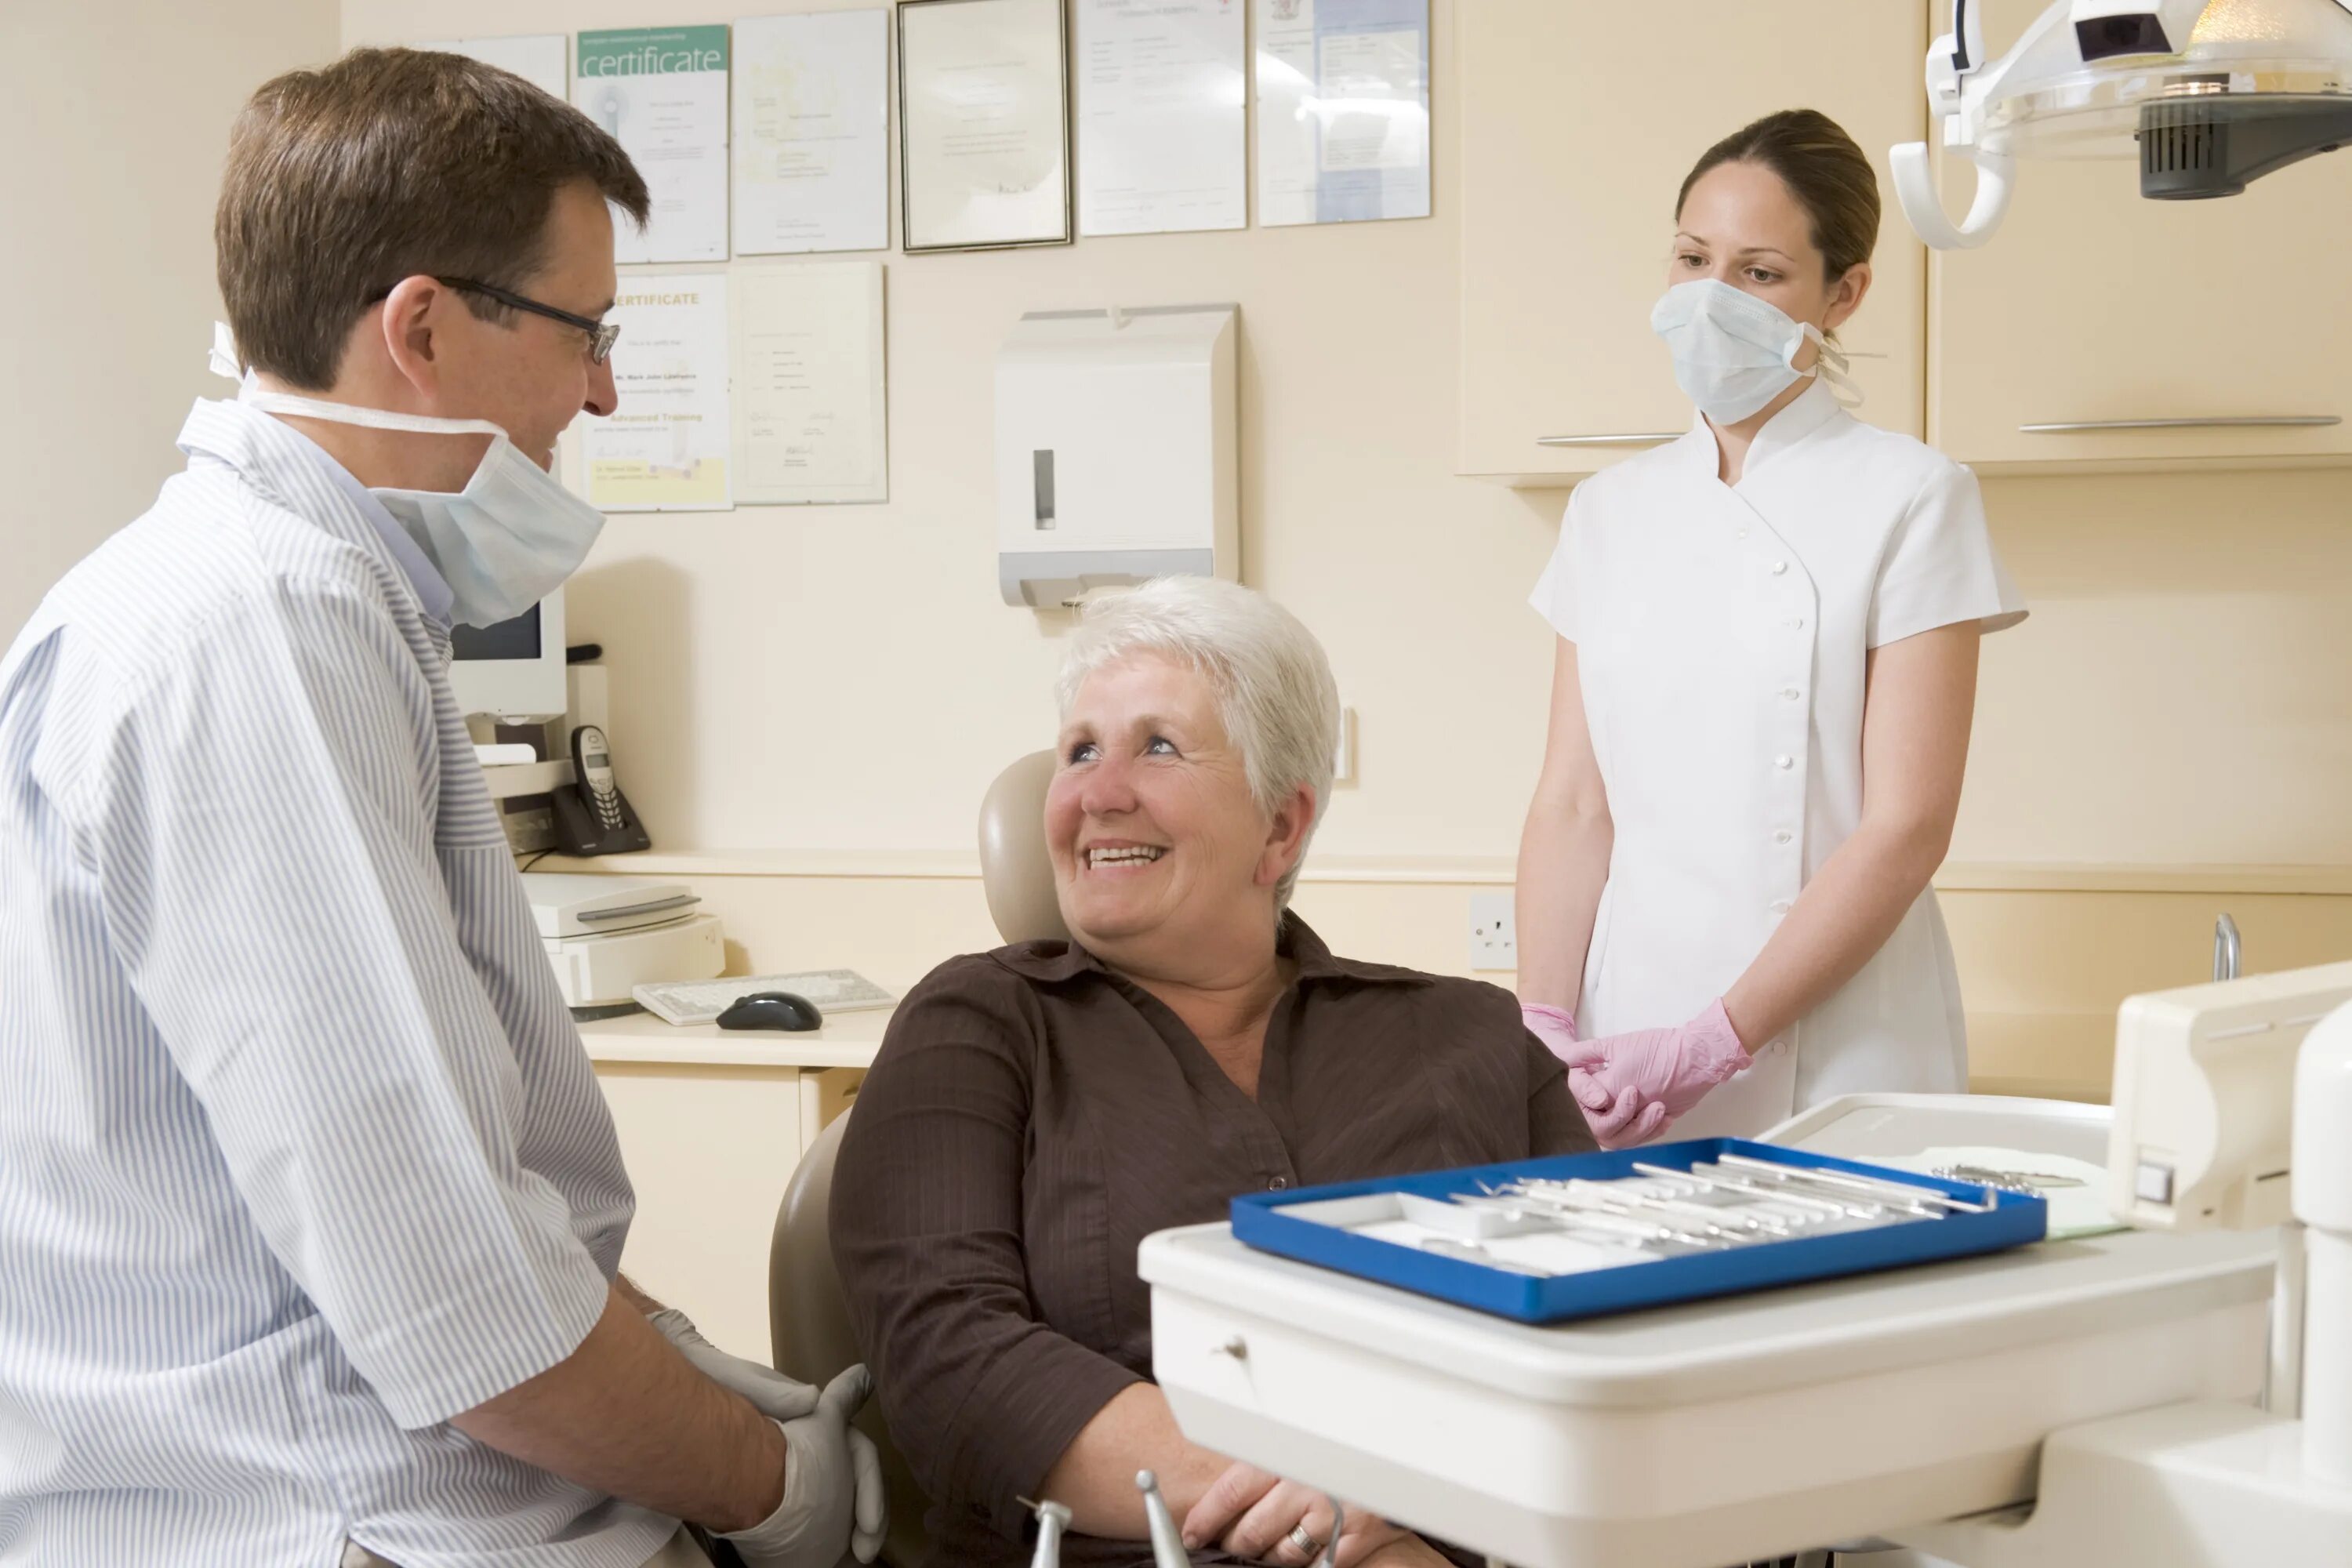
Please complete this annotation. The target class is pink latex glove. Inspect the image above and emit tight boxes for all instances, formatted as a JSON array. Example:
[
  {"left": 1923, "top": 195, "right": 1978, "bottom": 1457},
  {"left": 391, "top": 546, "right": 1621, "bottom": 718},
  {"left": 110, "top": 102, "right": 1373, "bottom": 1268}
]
[
  {"left": 1523, "top": 1002, "right": 1648, "bottom": 1142},
  {"left": 1565, "top": 999, "right": 1752, "bottom": 1149}
]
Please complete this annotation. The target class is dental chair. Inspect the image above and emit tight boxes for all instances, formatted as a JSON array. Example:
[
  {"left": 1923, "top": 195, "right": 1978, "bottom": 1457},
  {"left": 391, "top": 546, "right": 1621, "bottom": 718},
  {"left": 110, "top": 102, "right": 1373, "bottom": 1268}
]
[{"left": 767, "top": 751, "right": 1064, "bottom": 1568}]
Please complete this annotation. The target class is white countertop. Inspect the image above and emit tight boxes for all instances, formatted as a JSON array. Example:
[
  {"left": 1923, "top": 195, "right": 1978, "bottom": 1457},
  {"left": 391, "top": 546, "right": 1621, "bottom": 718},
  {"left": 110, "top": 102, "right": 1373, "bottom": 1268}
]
[{"left": 576, "top": 1003, "right": 893, "bottom": 1069}]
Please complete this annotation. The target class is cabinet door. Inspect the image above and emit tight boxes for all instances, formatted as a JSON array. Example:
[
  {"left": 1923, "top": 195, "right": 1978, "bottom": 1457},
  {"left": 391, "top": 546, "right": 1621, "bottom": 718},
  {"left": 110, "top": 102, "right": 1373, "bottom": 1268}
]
[
  {"left": 597, "top": 1062, "right": 808, "bottom": 1363},
  {"left": 1457, "top": 1, "right": 1927, "bottom": 485},
  {"left": 1929, "top": 0, "right": 2352, "bottom": 468}
]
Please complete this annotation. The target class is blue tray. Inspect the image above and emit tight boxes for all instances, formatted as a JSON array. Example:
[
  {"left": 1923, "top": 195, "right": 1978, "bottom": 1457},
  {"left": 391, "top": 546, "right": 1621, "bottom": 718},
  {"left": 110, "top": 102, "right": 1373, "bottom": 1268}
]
[{"left": 1229, "top": 1138, "right": 2048, "bottom": 1324}]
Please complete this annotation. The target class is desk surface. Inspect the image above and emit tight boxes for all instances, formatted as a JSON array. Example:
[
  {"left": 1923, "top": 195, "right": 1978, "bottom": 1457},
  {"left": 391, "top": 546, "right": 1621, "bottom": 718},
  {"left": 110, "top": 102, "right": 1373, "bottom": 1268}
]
[{"left": 576, "top": 1003, "right": 894, "bottom": 1069}]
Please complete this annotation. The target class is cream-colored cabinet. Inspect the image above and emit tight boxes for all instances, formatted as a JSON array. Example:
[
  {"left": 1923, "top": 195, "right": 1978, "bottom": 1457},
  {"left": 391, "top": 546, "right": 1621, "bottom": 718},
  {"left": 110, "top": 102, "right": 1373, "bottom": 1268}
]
[
  {"left": 1457, "top": 2, "right": 1926, "bottom": 485},
  {"left": 1929, "top": 0, "right": 2352, "bottom": 469},
  {"left": 583, "top": 1013, "right": 877, "bottom": 1363}
]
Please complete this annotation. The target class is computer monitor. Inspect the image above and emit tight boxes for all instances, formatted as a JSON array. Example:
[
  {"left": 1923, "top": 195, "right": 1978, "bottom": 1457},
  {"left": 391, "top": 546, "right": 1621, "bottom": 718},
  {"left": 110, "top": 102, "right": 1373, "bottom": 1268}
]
[{"left": 447, "top": 586, "right": 568, "bottom": 722}]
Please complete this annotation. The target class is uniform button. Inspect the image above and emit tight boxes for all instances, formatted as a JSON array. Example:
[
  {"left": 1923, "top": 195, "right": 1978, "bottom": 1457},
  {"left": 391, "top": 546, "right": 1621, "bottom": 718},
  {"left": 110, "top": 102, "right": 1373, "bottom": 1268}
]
[
  {"left": 1780, "top": 687, "right": 1802, "bottom": 701},
  {"left": 1774, "top": 754, "right": 1794, "bottom": 770},
  {"left": 1773, "top": 829, "right": 1793, "bottom": 844},
  {"left": 1770, "top": 561, "right": 1789, "bottom": 575},
  {"left": 1268, "top": 1175, "right": 1289, "bottom": 1191},
  {"left": 1788, "top": 617, "right": 1806, "bottom": 630}
]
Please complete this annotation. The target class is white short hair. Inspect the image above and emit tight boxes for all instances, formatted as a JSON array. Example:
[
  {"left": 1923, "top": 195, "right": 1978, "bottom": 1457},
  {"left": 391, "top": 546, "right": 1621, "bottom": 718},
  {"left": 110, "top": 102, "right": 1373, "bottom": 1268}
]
[{"left": 1055, "top": 577, "right": 1338, "bottom": 908}]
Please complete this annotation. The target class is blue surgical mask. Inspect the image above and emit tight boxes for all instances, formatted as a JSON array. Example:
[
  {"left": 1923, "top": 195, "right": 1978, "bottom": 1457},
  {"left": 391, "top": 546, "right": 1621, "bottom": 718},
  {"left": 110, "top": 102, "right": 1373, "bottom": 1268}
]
[
  {"left": 1650, "top": 278, "right": 1859, "bottom": 424},
  {"left": 216, "top": 325, "right": 604, "bottom": 628}
]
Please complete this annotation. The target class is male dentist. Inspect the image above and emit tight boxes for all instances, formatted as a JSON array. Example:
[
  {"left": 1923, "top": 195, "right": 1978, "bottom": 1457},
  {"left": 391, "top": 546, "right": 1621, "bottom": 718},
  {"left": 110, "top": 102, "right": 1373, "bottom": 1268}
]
[{"left": 0, "top": 48, "right": 881, "bottom": 1568}]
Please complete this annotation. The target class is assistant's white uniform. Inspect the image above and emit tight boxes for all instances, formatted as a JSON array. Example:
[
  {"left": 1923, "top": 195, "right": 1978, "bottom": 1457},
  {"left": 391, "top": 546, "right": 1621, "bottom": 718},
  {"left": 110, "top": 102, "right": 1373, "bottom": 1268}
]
[{"left": 1530, "top": 381, "right": 2027, "bottom": 1136}]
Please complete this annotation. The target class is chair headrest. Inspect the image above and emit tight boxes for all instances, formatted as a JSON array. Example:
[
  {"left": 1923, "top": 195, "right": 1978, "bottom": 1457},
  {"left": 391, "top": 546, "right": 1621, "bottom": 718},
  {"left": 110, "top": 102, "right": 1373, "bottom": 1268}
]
[{"left": 977, "top": 750, "right": 1072, "bottom": 947}]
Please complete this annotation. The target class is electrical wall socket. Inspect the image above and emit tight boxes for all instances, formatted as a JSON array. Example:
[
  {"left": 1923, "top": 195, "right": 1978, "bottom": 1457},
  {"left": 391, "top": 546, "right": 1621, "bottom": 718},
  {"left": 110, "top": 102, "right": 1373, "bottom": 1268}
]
[{"left": 1468, "top": 891, "right": 1516, "bottom": 971}]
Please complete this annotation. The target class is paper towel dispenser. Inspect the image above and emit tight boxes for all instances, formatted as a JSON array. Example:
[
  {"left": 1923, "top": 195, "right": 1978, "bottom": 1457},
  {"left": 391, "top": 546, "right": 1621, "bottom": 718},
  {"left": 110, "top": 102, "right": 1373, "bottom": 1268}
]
[{"left": 995, "top": 303, "right": 1239, "bottom": 608}]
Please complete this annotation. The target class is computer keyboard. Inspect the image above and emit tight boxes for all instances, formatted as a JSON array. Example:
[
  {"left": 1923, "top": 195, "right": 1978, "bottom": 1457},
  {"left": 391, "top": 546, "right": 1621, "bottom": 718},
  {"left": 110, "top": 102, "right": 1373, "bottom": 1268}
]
[{"left": 633, "top": 970, "right": 898, "bottom": 1025}]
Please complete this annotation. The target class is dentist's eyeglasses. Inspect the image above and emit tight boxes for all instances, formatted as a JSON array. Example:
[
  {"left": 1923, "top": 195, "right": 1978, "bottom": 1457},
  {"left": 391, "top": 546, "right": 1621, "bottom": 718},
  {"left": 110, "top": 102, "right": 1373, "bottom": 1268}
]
[{"left": 367, "top": 277, "right": 620, "bottom": 364}]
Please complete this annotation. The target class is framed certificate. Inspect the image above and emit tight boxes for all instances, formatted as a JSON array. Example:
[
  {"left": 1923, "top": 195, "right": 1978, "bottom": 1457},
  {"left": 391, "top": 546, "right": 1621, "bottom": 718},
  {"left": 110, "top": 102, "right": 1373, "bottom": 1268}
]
[{"left": 897, "top": 0, "right": 1073, "bottom": 252}]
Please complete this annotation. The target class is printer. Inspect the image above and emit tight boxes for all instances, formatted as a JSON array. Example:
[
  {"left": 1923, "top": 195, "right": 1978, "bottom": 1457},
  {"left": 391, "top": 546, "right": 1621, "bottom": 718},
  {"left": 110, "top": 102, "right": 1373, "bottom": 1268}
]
[{"left": 521, "top": 873, "right": 724, "bottom": 1012}]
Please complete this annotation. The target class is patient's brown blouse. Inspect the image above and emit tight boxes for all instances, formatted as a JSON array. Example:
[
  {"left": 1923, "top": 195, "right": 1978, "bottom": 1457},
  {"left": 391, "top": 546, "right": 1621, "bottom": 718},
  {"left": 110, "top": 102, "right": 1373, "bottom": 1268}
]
[{"left": 829, "top": 916, "right": 1593, "bottom": 1566}]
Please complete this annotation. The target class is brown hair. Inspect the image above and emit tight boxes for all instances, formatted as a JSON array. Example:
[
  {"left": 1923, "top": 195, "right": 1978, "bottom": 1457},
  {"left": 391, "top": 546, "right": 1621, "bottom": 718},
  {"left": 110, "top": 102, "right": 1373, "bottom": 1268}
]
[
  {"left": 217, "top": 48, "right": 650, "bottom": 390},
  {"left": 1677, "top": 108, "right": 1881, "bottom": 281}
]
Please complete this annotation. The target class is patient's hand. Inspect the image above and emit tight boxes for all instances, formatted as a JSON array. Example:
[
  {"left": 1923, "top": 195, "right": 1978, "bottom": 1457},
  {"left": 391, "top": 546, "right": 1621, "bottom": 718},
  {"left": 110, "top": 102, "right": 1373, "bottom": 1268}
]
[
  {"left": 1356, "top": 1537, "right": 1454, "bottom": 1568},
  {"left": 1181, "top": 1461, "right": 1409, "bottom": 1566}
]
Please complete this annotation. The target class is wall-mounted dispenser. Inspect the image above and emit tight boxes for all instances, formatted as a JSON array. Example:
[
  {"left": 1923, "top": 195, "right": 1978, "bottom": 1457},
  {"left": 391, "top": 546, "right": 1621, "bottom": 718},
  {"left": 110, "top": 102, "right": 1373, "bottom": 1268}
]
[{"left": 995, "top": 303, "right": 1239, "bottom": 608}]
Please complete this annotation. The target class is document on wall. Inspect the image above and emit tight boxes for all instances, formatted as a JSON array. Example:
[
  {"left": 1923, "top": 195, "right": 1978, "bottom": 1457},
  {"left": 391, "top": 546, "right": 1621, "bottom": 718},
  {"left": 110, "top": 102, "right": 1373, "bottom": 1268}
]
[
  {"left": 1254, "top": 0, "right": 1430, "bottom": 227},
  {"left": 575, "top": 27, "right": 731, "bottom": 263},
  {"left": 1073, "top": 0, "right": 1246, "bottom": 237},
  {"left": 734, "top": 10, "right": 890, "bottom": 254},
  {"left": 898, "top": 0, "right": 1073, "bottom": 250},
  {"left": 417, "top": 34, "right": 568, "bottom": 99},
  {"left": 586, "top": 276, "right": 732, "bottom": 511},
  {"left": 733, "top": 263, "right": 887, "bottom": 504}
]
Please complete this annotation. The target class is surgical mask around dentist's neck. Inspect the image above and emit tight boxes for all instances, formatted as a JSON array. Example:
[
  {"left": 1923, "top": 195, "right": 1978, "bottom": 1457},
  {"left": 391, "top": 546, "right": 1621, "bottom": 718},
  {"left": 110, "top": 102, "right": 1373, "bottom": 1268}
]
[
  {"left": 1650, "top": 278, "right": 1861, "bottom": 426},
  {"left": 212, "top": 322, "right": 604, "bottom": 627}
]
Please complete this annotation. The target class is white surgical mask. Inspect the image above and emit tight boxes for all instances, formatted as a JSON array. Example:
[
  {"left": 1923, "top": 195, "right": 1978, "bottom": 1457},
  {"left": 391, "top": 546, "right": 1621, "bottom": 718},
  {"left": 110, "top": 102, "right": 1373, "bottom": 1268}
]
[
  {"left": 1650, "top": 278, "right": 1860, "bottom": 425},
  {"left": 211, "top": 322, "right": 604, "bottom": 628}
]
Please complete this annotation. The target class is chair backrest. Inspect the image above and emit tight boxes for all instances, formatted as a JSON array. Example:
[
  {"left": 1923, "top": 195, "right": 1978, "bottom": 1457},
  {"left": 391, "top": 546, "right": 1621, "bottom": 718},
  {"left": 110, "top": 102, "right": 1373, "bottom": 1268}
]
[
  {"left": 770, "top": 1112, "right": 933, "bottom": 1568},
  {"left": 978, "top": 749, "right": 1069, "bottom": 946}
]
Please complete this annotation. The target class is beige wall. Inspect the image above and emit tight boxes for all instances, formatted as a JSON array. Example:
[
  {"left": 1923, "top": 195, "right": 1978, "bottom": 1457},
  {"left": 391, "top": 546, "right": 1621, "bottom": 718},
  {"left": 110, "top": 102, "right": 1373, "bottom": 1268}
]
[
  {"left": 28, "top": 2, "right": 2345, "bottom": 1091},
  {"left": 2, "top": 0, "right": 340, "bottom": 642},
  {"left": 332, "top": 0, "right": 2352, "bottom": 881}
]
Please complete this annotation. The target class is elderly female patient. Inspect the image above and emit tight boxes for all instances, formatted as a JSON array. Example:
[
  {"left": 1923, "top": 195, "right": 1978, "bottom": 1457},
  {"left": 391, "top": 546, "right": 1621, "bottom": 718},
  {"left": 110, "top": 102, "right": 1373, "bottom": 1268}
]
[{"left": 831, "top": 577, "right": 1595, "bottom": 1567}]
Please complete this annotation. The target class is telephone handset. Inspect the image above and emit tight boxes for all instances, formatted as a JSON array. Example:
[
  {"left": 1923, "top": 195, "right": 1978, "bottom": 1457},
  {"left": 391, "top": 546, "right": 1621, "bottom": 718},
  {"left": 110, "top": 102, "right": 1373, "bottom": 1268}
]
[{"left": 551, "top": 723, "right": 651, "bottom": 855}]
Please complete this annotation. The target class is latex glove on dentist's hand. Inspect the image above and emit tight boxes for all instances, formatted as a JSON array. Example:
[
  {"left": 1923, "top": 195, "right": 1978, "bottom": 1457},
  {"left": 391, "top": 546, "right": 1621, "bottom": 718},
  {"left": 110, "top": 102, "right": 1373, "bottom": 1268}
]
[
  {"left": 1524, "top": 1001, "right": 1667, "bottom": 1149},
  {"left": 721, "top": 1365, "right": 888, "bottom": 1568},
  {"left": 1563, "top": 1000, "right": 1752, "bottom": 1149},
  {"left": 648, "top": 1308, "right": 823, "bottom": 1425}
]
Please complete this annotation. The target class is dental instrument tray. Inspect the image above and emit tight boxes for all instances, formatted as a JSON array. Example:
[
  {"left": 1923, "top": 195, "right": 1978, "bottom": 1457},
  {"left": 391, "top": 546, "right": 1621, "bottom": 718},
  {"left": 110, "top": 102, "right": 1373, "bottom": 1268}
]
[{"left": 1228, "top": 1139, "right": 2045, "bottom": 1324}]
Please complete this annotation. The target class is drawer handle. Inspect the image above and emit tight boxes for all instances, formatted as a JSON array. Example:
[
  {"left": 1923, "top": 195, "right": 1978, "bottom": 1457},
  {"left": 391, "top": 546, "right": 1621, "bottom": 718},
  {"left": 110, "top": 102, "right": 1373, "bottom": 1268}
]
[
  {"left": 1211, "top": 1334, "right": 1247, "bottom": 1359},
  {"left": 1536, "top": 432, "right": 1682, "bottom": 448},
  {"left": 2018, "top": 416, "right": 2340, "bottom": 433}
]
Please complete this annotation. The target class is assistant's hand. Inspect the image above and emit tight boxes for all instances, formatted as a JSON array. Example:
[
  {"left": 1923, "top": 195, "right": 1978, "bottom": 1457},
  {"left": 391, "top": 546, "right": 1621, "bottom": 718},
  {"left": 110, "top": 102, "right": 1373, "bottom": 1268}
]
[
  {"left": 1524, "top": 1002, "right": 1657, "bottom": 1147},
  {"left": 1181, "top": 1462, "right": 1406, "bottom": 1566},
  {"left": 1524, "top": 1000, "right": 1671, "bottom": 1145},
  {"left": 648, "top": 1307, "right": 823, "bottom": 1425},
  {"left": 1563, "top": 999, "right": 1750, "bottom": 1146},
  {"left": 720, "top": 1366, "right": 887, "bottom": 1568}
]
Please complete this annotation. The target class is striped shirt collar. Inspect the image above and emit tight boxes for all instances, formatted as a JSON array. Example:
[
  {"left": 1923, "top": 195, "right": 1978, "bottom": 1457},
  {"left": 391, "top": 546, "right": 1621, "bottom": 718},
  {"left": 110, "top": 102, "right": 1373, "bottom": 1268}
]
[{"left": 177, "top": 397, "right": 456, "bottom": 627}]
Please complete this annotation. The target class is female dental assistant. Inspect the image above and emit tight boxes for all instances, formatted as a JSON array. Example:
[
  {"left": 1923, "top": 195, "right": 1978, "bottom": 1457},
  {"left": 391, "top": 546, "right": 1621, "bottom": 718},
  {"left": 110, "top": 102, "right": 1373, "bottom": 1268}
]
[{"left": 1516, "top": 109, "right": 2027, "bottom": 1146}]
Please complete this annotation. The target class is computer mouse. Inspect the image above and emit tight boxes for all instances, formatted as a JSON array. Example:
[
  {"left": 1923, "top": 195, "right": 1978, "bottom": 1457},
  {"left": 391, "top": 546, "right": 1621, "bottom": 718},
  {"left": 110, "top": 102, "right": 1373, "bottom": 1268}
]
[{"left": 715, "top": 991, "right": 824, "bottom": 1032}]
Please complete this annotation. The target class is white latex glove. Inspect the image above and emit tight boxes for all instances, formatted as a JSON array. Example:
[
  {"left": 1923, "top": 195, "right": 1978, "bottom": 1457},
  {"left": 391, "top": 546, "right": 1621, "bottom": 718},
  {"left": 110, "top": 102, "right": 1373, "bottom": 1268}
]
[
  {"left": 649, "top": 1307, "right": 822, "bottom": 1425},
  {"left": 721, "top": 1366, "right": 887, "bottom": 1568}
]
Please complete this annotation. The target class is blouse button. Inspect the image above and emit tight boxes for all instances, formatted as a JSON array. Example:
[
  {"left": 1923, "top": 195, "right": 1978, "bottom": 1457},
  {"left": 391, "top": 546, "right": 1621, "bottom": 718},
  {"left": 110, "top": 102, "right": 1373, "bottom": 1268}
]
[
  {"left": 1770, "top": 561, "right": 1789, "bottom": 575},
  {"left": 1268, "top": 1175, "right": 1290, "bottom": 1191},
  {"left": 1774, "top": 754, "right": 1795, "bottom": 771}
]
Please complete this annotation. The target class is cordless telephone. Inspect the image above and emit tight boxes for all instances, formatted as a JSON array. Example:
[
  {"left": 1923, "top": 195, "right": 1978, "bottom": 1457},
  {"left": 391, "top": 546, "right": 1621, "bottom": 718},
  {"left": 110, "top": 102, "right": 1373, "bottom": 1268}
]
[{"left": 550, "top": 723, "right": 649, "bottom": 855}]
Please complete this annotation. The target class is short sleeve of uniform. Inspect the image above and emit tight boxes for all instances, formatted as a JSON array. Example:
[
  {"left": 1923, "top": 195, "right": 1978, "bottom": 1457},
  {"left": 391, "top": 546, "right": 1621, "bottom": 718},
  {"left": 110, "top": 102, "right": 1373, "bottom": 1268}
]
[
  {"left": 1526, "top": 487, "right": 1588, "bottom": 643},
  {"left": 96, "top": 583, "right": 612, "bottom": 1430},
  {"left": 1868, "top": 459, "right": 2028, "bottom": 648}
]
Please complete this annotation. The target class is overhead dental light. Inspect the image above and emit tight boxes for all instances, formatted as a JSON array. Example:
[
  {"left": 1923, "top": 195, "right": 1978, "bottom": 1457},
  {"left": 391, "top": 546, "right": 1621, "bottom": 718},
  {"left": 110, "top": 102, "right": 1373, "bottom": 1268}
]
[{"left": 1893, "top": 0, "right": 2352, "bottom": 248}]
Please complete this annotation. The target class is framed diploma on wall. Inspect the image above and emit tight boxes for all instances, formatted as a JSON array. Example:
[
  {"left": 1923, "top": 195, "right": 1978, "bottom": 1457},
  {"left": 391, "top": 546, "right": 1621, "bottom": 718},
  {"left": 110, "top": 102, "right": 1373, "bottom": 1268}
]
[{"left": 897, "top": 0, "right": 1073, "bottom": 252}]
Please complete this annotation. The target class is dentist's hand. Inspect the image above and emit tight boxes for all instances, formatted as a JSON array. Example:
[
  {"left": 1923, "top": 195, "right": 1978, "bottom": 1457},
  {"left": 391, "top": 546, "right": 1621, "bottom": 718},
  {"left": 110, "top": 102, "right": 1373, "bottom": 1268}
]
[
  {"left": 720, "top": 1366, "right": 888, "bottom": 1568},
  {"left": 1565, "top": 999, "right": 1751, "bottom": 1148},
  {"left": 648, "top": 1308, "right": 822, "bottom": 1425}
]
